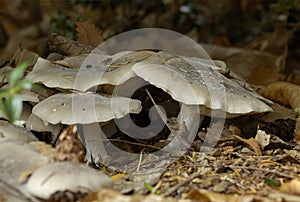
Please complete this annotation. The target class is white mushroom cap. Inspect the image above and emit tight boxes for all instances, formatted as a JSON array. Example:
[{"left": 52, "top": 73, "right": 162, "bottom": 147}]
[
  {"left": 26, "top": 51, "right": 153, "bottom": 91},
  {"left": 25, "top": 162, "right": 113, "bottom": 200},
  {"left": 0, "top": 120, "right": 37, "bottom": 142},
  {"left": 132, "top": 57, "right": 272, "bottom": 115},
  {"left": 53, "top": 51, "right": 130, "bottom": 69},
  {"left": 26, "top": 113, "right": 62, "bottom": 134},
  {"left": 32, "top": 93, "right": 142, "bottom": 125},
  {"left": 0, "top": 140, "right": 50, "bottom": 202}
]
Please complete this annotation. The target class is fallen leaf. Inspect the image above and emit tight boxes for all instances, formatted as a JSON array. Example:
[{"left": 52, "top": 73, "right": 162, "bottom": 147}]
[
  {"left": 247, "top": 65, "right": 285, "bottom": 86},
  {"left": 29, "top": 141, "right": 56, "bottom": 159},
  {"left": 111, "top": 173, "right": 126, "bottom": 182},
  {"left": 50, "top": 33, "right": 96, "bottom": 55},
  {"left": 255, "top": 129, "right": 270, "bottom": 150},
  {"left": 279, "top": 179, "right": 300, "bottom": 196},
  {"left": 82, "top": 189, "right": 193, "bottom": 202},
  {"left": 53, "top": 125, "right": 85, "bottom": 163},
  {"left": 260, "top": 82, "right": 300, "bottom": 110},
  {"left": 233, "top": 135, "right": 262, "bottom": 156},
  {"left": 184, "top": 189, "right": 270, "bottom": 202},
  {"left": 76, "top": 21, "right": 103, "bottom": 47},
  {"left": 295, "top": 118, "right": 300, "bottom": 144},
  {"left": 200, "top": 43, "right": 284, "bottom": 85}
]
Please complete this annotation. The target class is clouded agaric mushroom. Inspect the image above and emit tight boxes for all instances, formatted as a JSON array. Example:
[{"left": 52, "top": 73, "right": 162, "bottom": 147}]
[
  {"left": 131, "top": 54, "right": 273, "bottom": 117},
  {"left": 32, "top": 93, "right": 142, "bottom": 125},
  {"left": 25, "top": 162, "right": 113, "bottom": 200},
  {"left": 26, "top": 51, "right": 153, "bottom": 91},
  {"left": 21, "top": 49, "right": 274, "bottom": 168},
  {"left": 27, "top": 50, "right": 272, "bottom": 118}
]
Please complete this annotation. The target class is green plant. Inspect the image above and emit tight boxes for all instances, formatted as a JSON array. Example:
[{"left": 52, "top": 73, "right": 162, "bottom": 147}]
[
  {"left": 0, "top": 63, "right": 32, "bottom": 123},
  {"left": 264, "top": 177, "right": 281, "bottom": 187},
  {"left": 144, "top": 181, "right": 161, "bottom": 195}
]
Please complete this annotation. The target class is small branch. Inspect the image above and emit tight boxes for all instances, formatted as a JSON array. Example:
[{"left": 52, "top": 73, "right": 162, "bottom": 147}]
[
  {"left": 228, "top": 165, "right": 296, "bottom": 179},
  {"left": 161, "top": 171, "right": 202, "bottom": 197}
]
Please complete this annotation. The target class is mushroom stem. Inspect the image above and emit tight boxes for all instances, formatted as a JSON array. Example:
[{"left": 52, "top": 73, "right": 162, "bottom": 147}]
[{"left": 145, "top": 88, "right": 172, "bottom": 132}]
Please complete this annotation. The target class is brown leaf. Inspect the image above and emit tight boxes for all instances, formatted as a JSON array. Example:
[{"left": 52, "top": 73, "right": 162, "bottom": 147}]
[
  {"left": 233, "top": 135, "right": 262, "bottom": 156},
  {"left": 82, "top": 189, "right": 193, "bottom": 202},
  {"left": 279, "top": 179, "right": 300, "bottom": 196},
  {"left": 247, "top": 65, "right": 285, "bottom": 86},
  {"left": 75, "top": 21, "right": 103, "bottom": 47},
  {"left": 184, "top": 189, "right": 269, "bottom": 202},
  {"left": 53, "top": 125, "right": 85, "bottom": 163},
  {"left": 50, "top": 33, "right": 95, "bottom": 55},
  {"left": 260, "top": 82, "right": 300, "bottom": 110},
  {"left": 295, "top": 117, "right": 300, "bottom": 144}
]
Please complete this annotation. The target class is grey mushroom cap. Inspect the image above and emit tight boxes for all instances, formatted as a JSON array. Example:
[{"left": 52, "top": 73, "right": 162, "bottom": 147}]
[
  {"left": 0, "top": 140, "right": 50, "bottom": 202},
  {"left": 32, "top": 93, "right": 142, "bottom": 125},
  {"left": 132, "top": 57, "right": 273, "bottom": 116},
  {"left": 26, "top": 113, "right": 62, "bottom": 134},
  {"left": 25, "top": 162, "right": 113, "bottom": 199},
  {"left": 0, "top": 120, "right": 37, "bottom": 142},
  {"left": 26, "top": 51, "right": 153, "bottom": 91}
]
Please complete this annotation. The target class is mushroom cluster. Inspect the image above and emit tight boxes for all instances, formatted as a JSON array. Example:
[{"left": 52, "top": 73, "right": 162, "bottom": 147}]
[{"left": 24, "top": 50, "right": 272, "bottom": 162}]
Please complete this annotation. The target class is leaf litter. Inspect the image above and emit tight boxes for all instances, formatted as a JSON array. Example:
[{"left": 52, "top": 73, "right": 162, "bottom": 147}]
[{"left": 1, "top": 3, "right": 300, "bottom": 202}]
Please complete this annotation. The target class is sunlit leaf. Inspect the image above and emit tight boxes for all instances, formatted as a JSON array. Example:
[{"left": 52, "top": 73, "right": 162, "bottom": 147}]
[
  {"left": 0, "top": 101, "right": 5, "bottom": 118},
  {"left": 144, "top": 182, "right": 161, "bottom": 195},
  {"left": 5, "top": 95, "right": 23, "bottom": 122},
  {"left": 19, "top": 79, "right": 32, "bottom": 90},
  {"left": 8, "top": 63, "right": 28, "bottom": 88}
]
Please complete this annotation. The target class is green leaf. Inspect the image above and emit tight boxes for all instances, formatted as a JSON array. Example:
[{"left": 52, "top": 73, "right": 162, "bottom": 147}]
[
  {"left": 144, "top": 182, "right": 161, "bottom": 195},
  {"left": 5, "top": 95, "right": 23, "bottom": 122},
  {"left": 0, "top": 101, "right": 5, "bottom": 118},
  {"left": 144, "top": 181, "right": 153, "bottom": 192},
  {"left": 18, "top": 79, "right": 32, "bottom": 90},
  {"left": 8, "top": 62, "right": 28, "bottom": 88},
  {"left": 294, "top": 107, "right": 300, "bottom": 117},
  {"left": 264, "top": 178, "right": 281, "bottom": 187}
]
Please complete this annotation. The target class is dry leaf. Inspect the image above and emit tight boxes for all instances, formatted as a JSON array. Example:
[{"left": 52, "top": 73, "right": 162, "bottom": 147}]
[
  {"left": 184, "top": 189, "right": 271, "bottom": 202},
  {"left": 261, "top": 82, "right": 300, "bottom": 115},
  {"left": 200, "top": 43, "right": 283, "bottom": 85},
  {"left": 76, "top": 21, "right": 103, "bottom": 47},
  {"left": 295, "top": 118, "right": 300, "bottom": 144},
  {"left": 29, "top": 141, "right": 56, "bottom": 159},
  {"left": 247, "top": 65, "right": 285, "bottom": 86},
  {"left": 82, "top": 189, "right": 193, "bottom": 202},
  {"left": 233, "top": 135, "right": 262, "bottom": 156},
  {"left": 279, "top": 179, "right": 300, "bottom": 195},
  {"left": 53, "top": 125, "right": 85, "bottom": 163},
  {"left": 50, "top": 33, "right": 96, "bottom": 55},
  {"left": 255, "top": 129, "right": 270, "bottom": 150}
]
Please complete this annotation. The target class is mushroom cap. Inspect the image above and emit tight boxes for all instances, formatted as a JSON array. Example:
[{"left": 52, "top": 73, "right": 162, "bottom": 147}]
[
  {"left": 132, "top": 56, "right": 273, "bottom": 115},
  {"left": 26, "top": 51, "right": 154, "bottom": 91},
  {"left": 0, "top": 120, "right": 37, "bottom": 142},
  {"left": 32, "top": 93, "right": 142, "bottom": 124},
  {"left": 0, "top": 140, "right": 50, "bottom": 201},
  {"left": 25, "top": 162, "right": 113, "bottom": 200},
  {"left": 26, "top": 113, "right": 62, "bottom": 134}
]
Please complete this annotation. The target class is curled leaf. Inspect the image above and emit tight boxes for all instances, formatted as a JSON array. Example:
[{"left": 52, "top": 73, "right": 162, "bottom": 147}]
[
  {"left": 260, "top": 82, "right": 300, "bottom": 110},
  {"left": 75, "top": 21, "right": 103, "bottom": 47}
]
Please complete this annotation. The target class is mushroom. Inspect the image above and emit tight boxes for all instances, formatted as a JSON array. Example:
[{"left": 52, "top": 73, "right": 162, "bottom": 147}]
[
  {"left": 0, "top": 120, "right": 37, "bottom": 142},
  {"left": 0, "top": 140, "right": 50, "bottom": 201},
  {"left": 26, "top": 113, "right": 62, "bottom": 136},
  {"left": 25, "top": 49, "right": 273, "bottom": 166},
  {"left": 24, "top": 162, "right": 113, "bottom": 200},
  {"left": 131, "top": 54, "right": 272, "bottom": 117},
  {"left": 32, "top": 93, "right": 142, "bottom": 125},
  {"left": 26, "top": 51, "right": 154, "bottom": 91}
]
